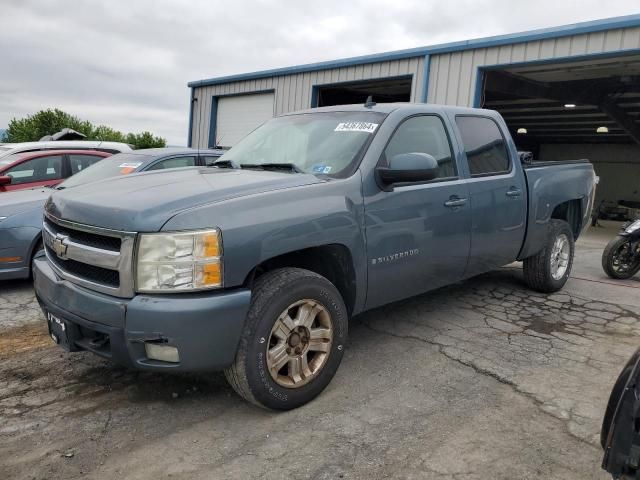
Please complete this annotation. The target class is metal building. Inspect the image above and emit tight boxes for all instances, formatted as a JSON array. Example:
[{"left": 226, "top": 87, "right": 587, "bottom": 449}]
[{"left": 188, "top": 14, "right": 640, "bottom": 208}]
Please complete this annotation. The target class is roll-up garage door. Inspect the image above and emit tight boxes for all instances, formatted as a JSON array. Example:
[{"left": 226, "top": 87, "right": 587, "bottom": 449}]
[{"left": 215, "top": 92, "right": 274, "bottom": 148}]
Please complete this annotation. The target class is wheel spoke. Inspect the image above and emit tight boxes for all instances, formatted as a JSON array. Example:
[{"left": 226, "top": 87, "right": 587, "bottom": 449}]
[
  {"left": 288, "top": 356, "right": 310, "bottom": 384},
  {"left": 310, "top": 327, "right": 331, "bottom": 341},
  {"left": 272, "top": 315, "right": 295, "bottom": 341},
  {"left": 296, "top": 302, "right": 320, "bottom": 329},
  {"left": 308, "top": 328, "right": 331, "bottom": 352},
  {"left": 268, "top": 343, "right": 289, "bottom": 372}
]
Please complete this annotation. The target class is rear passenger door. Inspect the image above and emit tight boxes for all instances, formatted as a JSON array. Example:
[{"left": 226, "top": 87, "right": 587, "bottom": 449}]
[
  {"left": 364, "top": 114, "right": 471, "bottom": 309},
  {"left": 453, "top": 115, "right": 526, "bottom": 276}
]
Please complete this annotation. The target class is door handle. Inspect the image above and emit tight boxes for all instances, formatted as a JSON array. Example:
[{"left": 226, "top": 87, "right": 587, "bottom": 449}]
[
  {"left": 444, "top": 197, "right": 468, "bottom": 208},
  {"left": 506, "top": 188, "right": 522, "bottom": 198}
]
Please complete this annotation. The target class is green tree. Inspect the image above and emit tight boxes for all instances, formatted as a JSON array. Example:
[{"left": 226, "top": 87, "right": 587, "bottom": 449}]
[
  {"left": 125, "top": 131, "right": 166, "bottom": 149},
  {"left": 92, "top": 125, "right": 127, "bottom": 143},
  {"left": 4, "top": 109, "right": 92, "bottom": 143},
  {"left": 2, "top": 109, "right": 166, "bottom": 148}
]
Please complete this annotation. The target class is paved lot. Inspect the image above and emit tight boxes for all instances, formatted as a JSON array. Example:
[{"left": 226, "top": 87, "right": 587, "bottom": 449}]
[{"left": 1, "top": 221, "right": 638, "bottom": 479}]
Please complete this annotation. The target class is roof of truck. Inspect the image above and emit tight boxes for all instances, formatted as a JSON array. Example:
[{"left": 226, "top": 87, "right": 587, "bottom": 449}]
[{"left": 284, "top": 102, "right": 499, "bottom": 117}]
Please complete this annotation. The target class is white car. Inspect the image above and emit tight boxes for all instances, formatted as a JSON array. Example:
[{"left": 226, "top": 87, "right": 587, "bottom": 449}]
[{"left": 0, "top": 141, "right": 133, "bottom": 159}]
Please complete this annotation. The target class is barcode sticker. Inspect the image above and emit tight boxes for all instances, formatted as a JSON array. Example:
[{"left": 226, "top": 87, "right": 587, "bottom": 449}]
[{"left": 334, "top": 122, "right": 379, "bottom": 133}]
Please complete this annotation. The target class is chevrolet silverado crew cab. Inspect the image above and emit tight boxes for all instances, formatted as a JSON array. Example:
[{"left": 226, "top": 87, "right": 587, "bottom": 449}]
[{"left": 34, "top": 103, "right": 596, "bottom": 410}]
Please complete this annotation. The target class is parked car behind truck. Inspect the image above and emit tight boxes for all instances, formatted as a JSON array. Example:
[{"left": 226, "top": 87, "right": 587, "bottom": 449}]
[
  {"left": 0, "top": 140, "right": 132, "bottom": 160},
  {"left": 0, "top": 149, "right": 112, "bottom": 192},
  {"left": 0, "top": 147, "right": 224, "bottom": 281},
  {"left": 33, "top": 103, "right": 596, "bottom": 410}
]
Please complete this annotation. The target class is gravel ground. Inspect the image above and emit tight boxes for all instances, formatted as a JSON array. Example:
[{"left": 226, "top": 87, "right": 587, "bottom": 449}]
[{"left": 1, "top": 221, "right": 638, "bottom": 479}]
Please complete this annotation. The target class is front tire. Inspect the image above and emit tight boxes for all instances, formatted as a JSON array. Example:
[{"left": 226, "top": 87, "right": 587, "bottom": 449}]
[
  {"left": 224, "top": 268, "right": 348, "bottom": 410},
  {"left": 602, "top": 235, "right": 640, "bottom": 279},
  {"left": 523, "top": 219, "right": 575, "bottom": 293}
]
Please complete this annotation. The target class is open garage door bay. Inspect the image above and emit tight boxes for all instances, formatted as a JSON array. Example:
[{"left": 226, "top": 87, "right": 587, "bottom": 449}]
[{"left": 480, "top": 54, "right": 640, "bottom": 217}]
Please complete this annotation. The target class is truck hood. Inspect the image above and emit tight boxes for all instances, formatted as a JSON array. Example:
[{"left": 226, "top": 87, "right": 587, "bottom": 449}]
[
  {"left": 0, "top": 187, "right": 50, "bottom": 219},
  {"left": 45, "top": 167, "right": 323, "bottom": 232}
]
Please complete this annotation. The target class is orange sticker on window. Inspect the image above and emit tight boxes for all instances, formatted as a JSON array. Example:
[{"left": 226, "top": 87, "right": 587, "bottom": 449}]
[{"left": 120, "top": 167, "right": 136, "bottom": 175}]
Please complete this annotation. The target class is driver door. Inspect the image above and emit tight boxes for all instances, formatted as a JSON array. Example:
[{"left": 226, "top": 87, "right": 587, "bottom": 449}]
[{"left": 364, "top": 115, "right": 471, "bottom": 310}]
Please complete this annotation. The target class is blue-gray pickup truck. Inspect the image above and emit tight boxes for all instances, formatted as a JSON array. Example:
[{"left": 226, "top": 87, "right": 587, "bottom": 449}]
[{"left": 33, "top": 103, "right": 596, "bottom": 410}]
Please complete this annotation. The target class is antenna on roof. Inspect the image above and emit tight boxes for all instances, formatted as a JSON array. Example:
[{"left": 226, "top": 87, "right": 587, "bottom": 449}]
[{"left": 364, "top": 95, "right": 376, "bottom": 108}]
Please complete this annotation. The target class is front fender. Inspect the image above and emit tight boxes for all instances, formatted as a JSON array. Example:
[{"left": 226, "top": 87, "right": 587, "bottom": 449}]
[{"left": 161, "top": 175, "right": 368, "bottom": 313}]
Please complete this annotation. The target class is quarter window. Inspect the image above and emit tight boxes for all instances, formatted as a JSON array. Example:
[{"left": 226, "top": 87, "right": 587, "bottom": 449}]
[
  {"left": 455, "top": 116, "right": 510, "bottom": 176},
  {"left": 6, "top": 155, "right": 63, "bottom": 185},
  {"left": 383, "top": 116, "right": 456, "bottom": 180}
]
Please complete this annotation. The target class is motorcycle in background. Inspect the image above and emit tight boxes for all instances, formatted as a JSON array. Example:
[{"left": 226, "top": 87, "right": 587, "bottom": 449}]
[{"left": 602, "top": 219, "right": 640, "bottom": 279}]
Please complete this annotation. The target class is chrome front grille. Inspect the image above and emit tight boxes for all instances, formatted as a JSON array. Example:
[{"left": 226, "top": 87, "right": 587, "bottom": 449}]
[{"left": 42, "top": 213, "right": 137, "bottom": 297}]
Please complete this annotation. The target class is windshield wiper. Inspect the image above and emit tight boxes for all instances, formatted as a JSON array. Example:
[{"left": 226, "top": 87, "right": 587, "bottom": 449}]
[
  {"left": 241, "top": 163, "right": 304, "bottom": 173},
  {"left": 212, "top": 159, "right": 240, "bottom": 169}
]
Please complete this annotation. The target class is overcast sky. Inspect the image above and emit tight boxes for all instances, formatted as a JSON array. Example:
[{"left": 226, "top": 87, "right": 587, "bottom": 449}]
[{"left": 1, "top": 0, "right": 639, "bottom": 145}]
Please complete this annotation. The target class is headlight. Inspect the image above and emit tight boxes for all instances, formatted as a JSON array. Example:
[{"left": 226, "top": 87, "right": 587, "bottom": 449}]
[
  {"left": 0, "top": 216, "right": 6, "bottom": 222},
  {"left": 136, "top": 229, "right": 222, "bottom": 292}
]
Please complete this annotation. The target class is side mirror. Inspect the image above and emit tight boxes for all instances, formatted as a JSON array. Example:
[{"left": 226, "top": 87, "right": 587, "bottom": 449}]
[
  {"left": 0, "top": 175, "right": 12, "bottom": 186},
  {"left": 518, "top": 151, "right": 533, "bottom": 164},
  {"left": 376, "top": 153, "right": 439, "bottom": 185}
]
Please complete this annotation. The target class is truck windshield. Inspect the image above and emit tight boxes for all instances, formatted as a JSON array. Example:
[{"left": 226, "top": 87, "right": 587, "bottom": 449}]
[
  {"left": 55, "top": 153, "right": 152, "bottom": 189},
  {"left": 217, "top": 111, "right": 386, "bottom": 177}
]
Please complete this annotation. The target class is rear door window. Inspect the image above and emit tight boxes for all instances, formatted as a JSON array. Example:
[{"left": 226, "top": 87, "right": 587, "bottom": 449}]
[
  {"left": 455, "top": 116, "right": 510, "bottom": 176},
  {"left": 69, "top": 154, "right": 104, "bottom": 174},
  {"left": 146, "top": 156, "right": 197, "bottom": 171},
  {"left": 5, "top": 155, "right": 63, "bottom": 184}
]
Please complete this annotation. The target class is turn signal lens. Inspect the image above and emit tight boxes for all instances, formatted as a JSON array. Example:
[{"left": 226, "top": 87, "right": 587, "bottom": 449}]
[
  {"left": 197, "top": 262, "right": 222, "bottom": 287},
  {"left": 0, "top": 256, "right": 22, "bottom": 263}
]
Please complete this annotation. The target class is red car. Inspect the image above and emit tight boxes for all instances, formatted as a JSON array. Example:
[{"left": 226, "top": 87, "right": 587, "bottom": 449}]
[{"left": 0, "top": 149, "right": 111, "bottom": 192}]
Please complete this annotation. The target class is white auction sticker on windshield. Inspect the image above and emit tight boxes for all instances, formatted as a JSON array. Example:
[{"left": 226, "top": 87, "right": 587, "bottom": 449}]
[
  {"left": 118, "top": 162, "right": 143, "bottom": 168},
  {"left": 334, "top": 122, "right": 379, "bottom": 133}
]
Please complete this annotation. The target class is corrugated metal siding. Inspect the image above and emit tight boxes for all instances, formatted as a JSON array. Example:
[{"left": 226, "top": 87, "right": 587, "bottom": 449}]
[
  {"left": 427, "top": 27, "right": 640, "bottom": 106},
  {"left": 190, "top": 57, "right": 425, "bottom": 148}
]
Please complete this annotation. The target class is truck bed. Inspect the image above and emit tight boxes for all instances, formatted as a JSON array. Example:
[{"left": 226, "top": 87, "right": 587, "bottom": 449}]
[
  {"left": 523, "top": 159, "right": 591, "bottom": 168},
  {"left": 518, "top": 159, "right": 596, "bottom": 260}
]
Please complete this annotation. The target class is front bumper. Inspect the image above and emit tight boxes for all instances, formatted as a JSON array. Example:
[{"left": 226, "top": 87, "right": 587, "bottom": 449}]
[{"left": 33, "top": 256, "right": 252, "bottom": 371}]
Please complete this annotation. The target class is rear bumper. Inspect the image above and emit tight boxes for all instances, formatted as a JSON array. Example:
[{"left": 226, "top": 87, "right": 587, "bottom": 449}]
[{"left": 33, "top": 256, "right": 252, "bottom": 371}]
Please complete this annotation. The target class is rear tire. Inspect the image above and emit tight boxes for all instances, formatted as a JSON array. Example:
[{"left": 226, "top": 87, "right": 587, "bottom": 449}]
[
  {"left": 523, "top": 219, "right": 574, "bottom": 293},
  {"left": 602, "top": 235, "right": 640, "bottom": 279},
  {"left": 224, "top": 267, "right": 348, "bottom": 410}
]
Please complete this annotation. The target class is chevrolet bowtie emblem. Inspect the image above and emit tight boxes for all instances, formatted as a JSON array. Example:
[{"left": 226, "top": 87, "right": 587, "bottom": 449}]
[{"left": 52, "top": 233, "right": 69, "bottom": 259}]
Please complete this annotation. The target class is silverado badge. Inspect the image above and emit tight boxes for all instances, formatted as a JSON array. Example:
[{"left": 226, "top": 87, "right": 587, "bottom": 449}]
[{"left": 52, "top": 234, "right": 69, "bottom": 260}]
